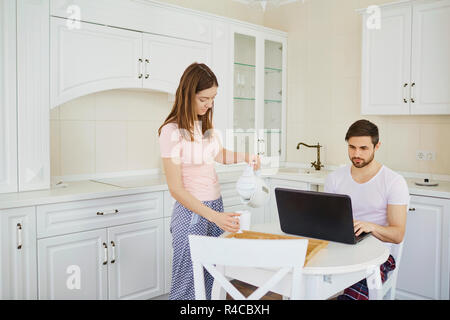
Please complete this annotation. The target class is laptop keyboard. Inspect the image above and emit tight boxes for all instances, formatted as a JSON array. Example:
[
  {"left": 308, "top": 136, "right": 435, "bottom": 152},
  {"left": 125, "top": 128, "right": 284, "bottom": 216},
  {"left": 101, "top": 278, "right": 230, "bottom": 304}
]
[{"left": 355, "top": 232, "right": 371, "bottom": 243}]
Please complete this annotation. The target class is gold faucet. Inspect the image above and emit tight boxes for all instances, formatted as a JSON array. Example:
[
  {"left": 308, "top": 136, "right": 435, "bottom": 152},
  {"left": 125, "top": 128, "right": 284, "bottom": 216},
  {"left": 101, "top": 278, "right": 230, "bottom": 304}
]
[{"left": 296, "top": 142, "right": 324, "bottom": 171}]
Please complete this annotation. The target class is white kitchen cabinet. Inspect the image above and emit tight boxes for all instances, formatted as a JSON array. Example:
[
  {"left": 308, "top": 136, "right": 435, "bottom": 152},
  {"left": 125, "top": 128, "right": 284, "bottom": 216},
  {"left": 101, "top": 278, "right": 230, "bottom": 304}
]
[
  {"left": 361, "top": 4, "right": 412, "bottom": 115},
  {"left": 410, "top": 0, "right": 450, "bottom": 114},
  {"left": 50, "top": 17, "right": 143, "bottom": 107},
  {"left": 17, "top": 0, "right": 50, "bottom": 192},
  {"left": 38, "top": 228, "right": 108, "bottom": 300},
  {"left": 107, "top": 219, "right": 164, "bottom": 300},
  {"left": 211, "top": 20, "right": 231, "bottom": 150},
  {"left": 0, "top": 0, "right": 17, "bottom": 194},
  {"left": 142, "top": 33, "right": 211, "bottom": 94},
  {"left": 50, "top": 0, "right": 212, "bottom": 44},
  {"left": 37, "top": 218, "right": 164, "bottom": 300},
  {"left": 229, "top": 26, "right": 287, "bottom": 163},
  {"left": 396, "top": 195, "right": 450, "bottom": 300},
  {"left": 36, "top": 192, "right": 165, "bottom": 300},
  {"left": 163, "top": 216, "right": 172, "bottom": 294},
  {"left": 267, "top": 179, "right": 310, "bottom": 225},
  {"left": 36, "top": 192, "right": 163, "bottom": 238},
  {"left": 0, "top": 206, "right": 37, "bottom": 299},
  {"left": 50, "top": 17, "right": 212, "bottom": 107},
  {"left": 360, "top": 0, "right": 450, "bottom": 115}
]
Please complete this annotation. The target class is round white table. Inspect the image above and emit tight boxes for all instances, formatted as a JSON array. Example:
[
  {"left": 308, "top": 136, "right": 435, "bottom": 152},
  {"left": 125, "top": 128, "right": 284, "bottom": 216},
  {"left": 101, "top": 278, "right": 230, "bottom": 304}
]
[{"left": 217, "top": 223, "right": 390, "bottom": 300}]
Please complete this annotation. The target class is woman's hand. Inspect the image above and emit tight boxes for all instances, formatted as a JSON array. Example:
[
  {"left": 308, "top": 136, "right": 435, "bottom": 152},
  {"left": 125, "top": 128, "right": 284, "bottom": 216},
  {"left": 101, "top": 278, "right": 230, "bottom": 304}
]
[
  {"left": 245, "top": 154, "right": 261, "bottom": 171},
  {"left": 210, "top": 212, "right": 241, "bottom": 233}
]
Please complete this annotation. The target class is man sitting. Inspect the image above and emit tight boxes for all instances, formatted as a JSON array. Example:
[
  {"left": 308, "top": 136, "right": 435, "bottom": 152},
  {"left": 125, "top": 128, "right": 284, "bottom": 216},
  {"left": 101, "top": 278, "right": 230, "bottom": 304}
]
[{"left": 324, "top": 119, "right": 409, "bottom": 300}]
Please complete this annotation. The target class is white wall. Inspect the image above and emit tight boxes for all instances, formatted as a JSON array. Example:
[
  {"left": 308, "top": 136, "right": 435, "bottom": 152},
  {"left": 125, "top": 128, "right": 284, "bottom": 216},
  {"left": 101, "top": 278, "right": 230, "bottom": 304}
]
[
  {"left": 264, "top": 0, "right": 450, "bottom": 175},
  {"left": 50, "top": 0, "right": 450, "bottom": 179}
]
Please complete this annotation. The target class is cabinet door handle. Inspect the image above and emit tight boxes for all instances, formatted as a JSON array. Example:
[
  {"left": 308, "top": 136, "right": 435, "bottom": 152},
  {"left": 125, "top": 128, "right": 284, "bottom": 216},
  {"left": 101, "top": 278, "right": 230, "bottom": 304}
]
[
  {"left": 110, "top": 241, "right": 116, "bottom": 264},
  {"left": 403, "top": 83, "right": 408, "bottom": 103},
  {"left": 102, "top": 242, "right": 108, "bottom": 265},
  {"left": 145, "top": 59, "right": 149, "bottom": 79},
  {"left": 16, "top": 223, "right": 23, "bottom": 250},
  {"left": 96, "top": 209, "right": 119, "bottom": 216},
  {"left": 410, "top": 82, "right": 416, "bottom": 103},
  {"left": 409, "top": 208, "right": 416, "bottom": 211},
  {"left": 138, "top": 58, "right": 143, "bottom": 79}
]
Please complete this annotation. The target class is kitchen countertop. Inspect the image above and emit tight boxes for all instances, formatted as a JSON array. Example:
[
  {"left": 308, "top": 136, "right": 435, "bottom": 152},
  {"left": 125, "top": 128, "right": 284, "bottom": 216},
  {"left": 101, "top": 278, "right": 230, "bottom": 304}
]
[{"left": 0, "top": 165, "right": 449, "bottom": 210}]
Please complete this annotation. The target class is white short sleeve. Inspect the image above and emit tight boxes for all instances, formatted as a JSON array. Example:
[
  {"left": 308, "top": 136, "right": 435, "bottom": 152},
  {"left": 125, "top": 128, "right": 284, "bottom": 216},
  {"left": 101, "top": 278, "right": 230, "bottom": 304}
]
[
  {"left": 324, "top": 173, "right": 335, "bottom": 194},
  {"left": 387, "top": 175, "right": 410, "bottom": 205}
]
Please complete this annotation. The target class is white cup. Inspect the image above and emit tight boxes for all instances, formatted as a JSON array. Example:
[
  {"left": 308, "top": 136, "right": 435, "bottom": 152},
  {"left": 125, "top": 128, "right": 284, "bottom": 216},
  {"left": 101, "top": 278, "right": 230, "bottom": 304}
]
[{"left": 236, "top": 210, "right": 251, "bottom": 233}]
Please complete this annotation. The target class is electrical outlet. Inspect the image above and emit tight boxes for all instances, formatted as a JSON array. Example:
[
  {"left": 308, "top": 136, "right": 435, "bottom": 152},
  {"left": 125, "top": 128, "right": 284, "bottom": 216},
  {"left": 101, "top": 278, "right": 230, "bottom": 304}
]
[
  {"left": 416, "top": 150, "right": 426, "bottom": 161},
  {"left": 416, "top": 150, "right": 436, "bottom": 161},
  {"left": 425, "top": 151, "right": 436, "bottom": 161}
]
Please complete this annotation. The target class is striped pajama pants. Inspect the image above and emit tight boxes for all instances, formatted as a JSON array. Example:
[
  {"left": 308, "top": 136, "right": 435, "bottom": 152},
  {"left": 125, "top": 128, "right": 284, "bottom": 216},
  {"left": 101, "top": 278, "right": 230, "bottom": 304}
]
[{"left": 169, "top": 196, "right": 224, "bottom": 300}]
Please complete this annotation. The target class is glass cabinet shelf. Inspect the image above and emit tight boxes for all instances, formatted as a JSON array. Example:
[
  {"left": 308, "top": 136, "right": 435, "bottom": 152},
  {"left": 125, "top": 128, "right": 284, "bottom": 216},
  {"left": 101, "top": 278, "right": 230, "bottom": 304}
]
[
  {"left": 232, "top": 129, "right": 282, "bottom": 133},
  {"left": 233, "top": 97, "right": 255, "bottom": 101},
  {"left": 234, "top": 62, "right": 255, "bottom": 68},
  {"left": 233, "top": 97, "right": 281, "bottom": 103},
  {"left": 234, "top": 62, "right": 282, "bottom": 73}
]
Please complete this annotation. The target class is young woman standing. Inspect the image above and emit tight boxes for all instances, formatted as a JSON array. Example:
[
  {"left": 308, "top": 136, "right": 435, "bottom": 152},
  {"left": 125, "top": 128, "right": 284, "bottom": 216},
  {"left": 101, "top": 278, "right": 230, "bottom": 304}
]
[{"left": 158, "top": 63, "right": 260, "bottom": 300}]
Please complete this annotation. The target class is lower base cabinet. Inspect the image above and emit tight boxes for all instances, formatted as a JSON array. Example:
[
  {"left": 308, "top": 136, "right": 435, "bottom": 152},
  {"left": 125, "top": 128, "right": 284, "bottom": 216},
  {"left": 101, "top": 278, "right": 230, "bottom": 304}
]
[
  {"left": 38, "top": 219, "right": 164, "bottom": 300},
  {"left": 164, "top": 216, "right": 172, "bottom": 295},
  {"left": 396, "top": 195, "right": 450, "bottom": 300},
  {"left": 0, "top": 207, "right": 37, "bottom": 299}
]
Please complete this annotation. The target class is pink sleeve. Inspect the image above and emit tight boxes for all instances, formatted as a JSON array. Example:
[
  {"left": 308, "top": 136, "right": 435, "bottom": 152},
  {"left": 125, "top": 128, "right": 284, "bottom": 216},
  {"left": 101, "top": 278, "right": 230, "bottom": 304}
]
[{"left": 159, "top": 123, "right": 181, "bottom": 158}]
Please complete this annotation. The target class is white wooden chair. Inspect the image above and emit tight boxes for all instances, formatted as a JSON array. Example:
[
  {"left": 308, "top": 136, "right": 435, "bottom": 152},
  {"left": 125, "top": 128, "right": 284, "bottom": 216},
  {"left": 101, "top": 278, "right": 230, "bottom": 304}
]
[
  {"left": 380, "top": 240, "right": 404, "bottom": 299},
  {"left": 188, "top": 235, "right": 309, "bottom": 300},
  {"left": 379, "top": 196, "right": 410, "bottom": 300}
]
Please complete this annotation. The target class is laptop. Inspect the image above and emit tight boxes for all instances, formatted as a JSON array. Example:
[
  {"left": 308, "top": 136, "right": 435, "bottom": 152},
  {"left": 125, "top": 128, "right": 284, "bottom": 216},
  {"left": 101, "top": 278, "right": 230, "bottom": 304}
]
[{"left": 274, "top": 188, "right": 371, "bottom": 245}]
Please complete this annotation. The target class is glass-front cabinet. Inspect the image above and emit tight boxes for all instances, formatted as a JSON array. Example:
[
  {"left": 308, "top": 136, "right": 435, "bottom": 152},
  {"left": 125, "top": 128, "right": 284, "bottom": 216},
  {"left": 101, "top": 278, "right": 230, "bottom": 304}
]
[{"left": 229, "top": 27, "right": 286, "bottom": 167}]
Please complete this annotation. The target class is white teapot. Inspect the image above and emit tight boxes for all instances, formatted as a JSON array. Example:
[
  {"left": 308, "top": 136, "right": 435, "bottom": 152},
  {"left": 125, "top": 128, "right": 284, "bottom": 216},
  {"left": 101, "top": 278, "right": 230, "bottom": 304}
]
[{"left": 235, "top": 165, "right": 270, "bottom": 208}]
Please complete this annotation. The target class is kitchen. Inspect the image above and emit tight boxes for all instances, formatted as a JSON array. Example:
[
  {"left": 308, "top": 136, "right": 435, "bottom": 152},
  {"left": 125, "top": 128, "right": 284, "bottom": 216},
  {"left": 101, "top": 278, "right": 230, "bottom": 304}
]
[{"left": 0, "top": 0, "right": 449, "bottom": 302}]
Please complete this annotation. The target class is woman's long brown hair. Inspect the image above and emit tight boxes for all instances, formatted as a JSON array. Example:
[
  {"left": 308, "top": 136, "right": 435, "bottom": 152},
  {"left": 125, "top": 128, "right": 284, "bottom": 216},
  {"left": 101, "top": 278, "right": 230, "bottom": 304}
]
[{"left": 158, "top": 63, "right": 219, "bottom": 141}]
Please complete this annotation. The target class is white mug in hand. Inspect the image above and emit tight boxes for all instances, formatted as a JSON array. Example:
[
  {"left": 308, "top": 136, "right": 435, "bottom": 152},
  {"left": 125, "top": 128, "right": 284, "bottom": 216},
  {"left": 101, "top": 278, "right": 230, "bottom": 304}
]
[{"left": 236, "top": 210, "right": 251, "bottom": 233}]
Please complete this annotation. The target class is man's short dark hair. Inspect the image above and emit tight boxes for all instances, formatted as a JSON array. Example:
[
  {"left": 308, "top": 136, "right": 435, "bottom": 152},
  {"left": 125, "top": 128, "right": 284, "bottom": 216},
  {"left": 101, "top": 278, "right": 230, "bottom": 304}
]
[{"left": 345, "top": 119, "right": 379, "bottom": 146}]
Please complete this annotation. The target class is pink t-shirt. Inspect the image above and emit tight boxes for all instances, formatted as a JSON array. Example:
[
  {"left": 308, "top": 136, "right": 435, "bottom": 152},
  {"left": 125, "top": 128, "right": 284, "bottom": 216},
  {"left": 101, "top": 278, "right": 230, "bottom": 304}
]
[{"left": 159, "top": 122, "right": 222, "bottom": 201}]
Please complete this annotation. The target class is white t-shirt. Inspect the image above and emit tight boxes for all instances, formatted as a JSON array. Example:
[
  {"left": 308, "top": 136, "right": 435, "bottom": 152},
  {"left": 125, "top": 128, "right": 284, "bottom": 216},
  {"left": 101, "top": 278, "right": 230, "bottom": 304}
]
[{"left": 324, "top": 165, "right": 409, "bottom": 247}]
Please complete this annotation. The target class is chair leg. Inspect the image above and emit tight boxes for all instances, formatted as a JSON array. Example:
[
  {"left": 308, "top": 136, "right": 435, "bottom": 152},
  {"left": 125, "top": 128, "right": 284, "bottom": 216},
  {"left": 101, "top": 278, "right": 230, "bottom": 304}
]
[{"left": 193, "top": 262, "right": 207, "bottom": 300}]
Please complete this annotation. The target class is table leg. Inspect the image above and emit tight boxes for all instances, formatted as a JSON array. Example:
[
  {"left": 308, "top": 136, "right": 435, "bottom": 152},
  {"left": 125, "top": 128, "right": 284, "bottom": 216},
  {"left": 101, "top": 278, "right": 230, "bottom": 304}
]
[{"left": 366, "top": 265, "right": 383, "bottom": 300}]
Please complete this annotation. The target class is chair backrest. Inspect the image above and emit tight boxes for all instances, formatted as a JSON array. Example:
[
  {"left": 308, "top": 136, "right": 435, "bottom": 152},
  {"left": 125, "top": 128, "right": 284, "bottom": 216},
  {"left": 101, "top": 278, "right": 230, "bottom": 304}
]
[
  {"left": 388, "top": 195, "right": 410, "bottom": 268},
  {"left": 392, "top": 195, "right": 410, "bottom": 266},
  {"left": 189, "top": 235, "right": 309, "bottom": 300}
]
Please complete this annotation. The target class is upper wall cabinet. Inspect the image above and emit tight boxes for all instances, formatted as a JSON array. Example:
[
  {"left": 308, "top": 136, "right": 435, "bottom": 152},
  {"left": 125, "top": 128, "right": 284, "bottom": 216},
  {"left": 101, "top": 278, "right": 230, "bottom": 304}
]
[
  {"left": 50, "top": 17, "right": 211, "bottom": 107},
  {"left": 0, "top": 0, "right": 17, "bottom": 194},
  {"left": 51, "top": 17, "right": 143, "bottom": 107},
  {"left": 410, "top": 0, "right": 450, "bottom": 114},
  {"left": 17, "top": 0, "right": 50, "bottom": 192},
  {"left": 229, "top": 26, "right": 287, "bottom": 164},
  {"left": 50, "top": 0, "right": 212, "bottom": 44},
  {"left": 142, "top": 34, "right": 211, "bottom": 94},
  {"left": 360, "top": 0, "right": 450, "bottom": 115}
]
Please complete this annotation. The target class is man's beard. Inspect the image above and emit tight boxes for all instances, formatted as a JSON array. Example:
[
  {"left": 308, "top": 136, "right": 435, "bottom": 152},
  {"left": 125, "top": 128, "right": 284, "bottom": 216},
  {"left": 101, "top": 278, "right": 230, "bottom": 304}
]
[{"left": 351, "top": 152, "right": 375, "bottom": 168}]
